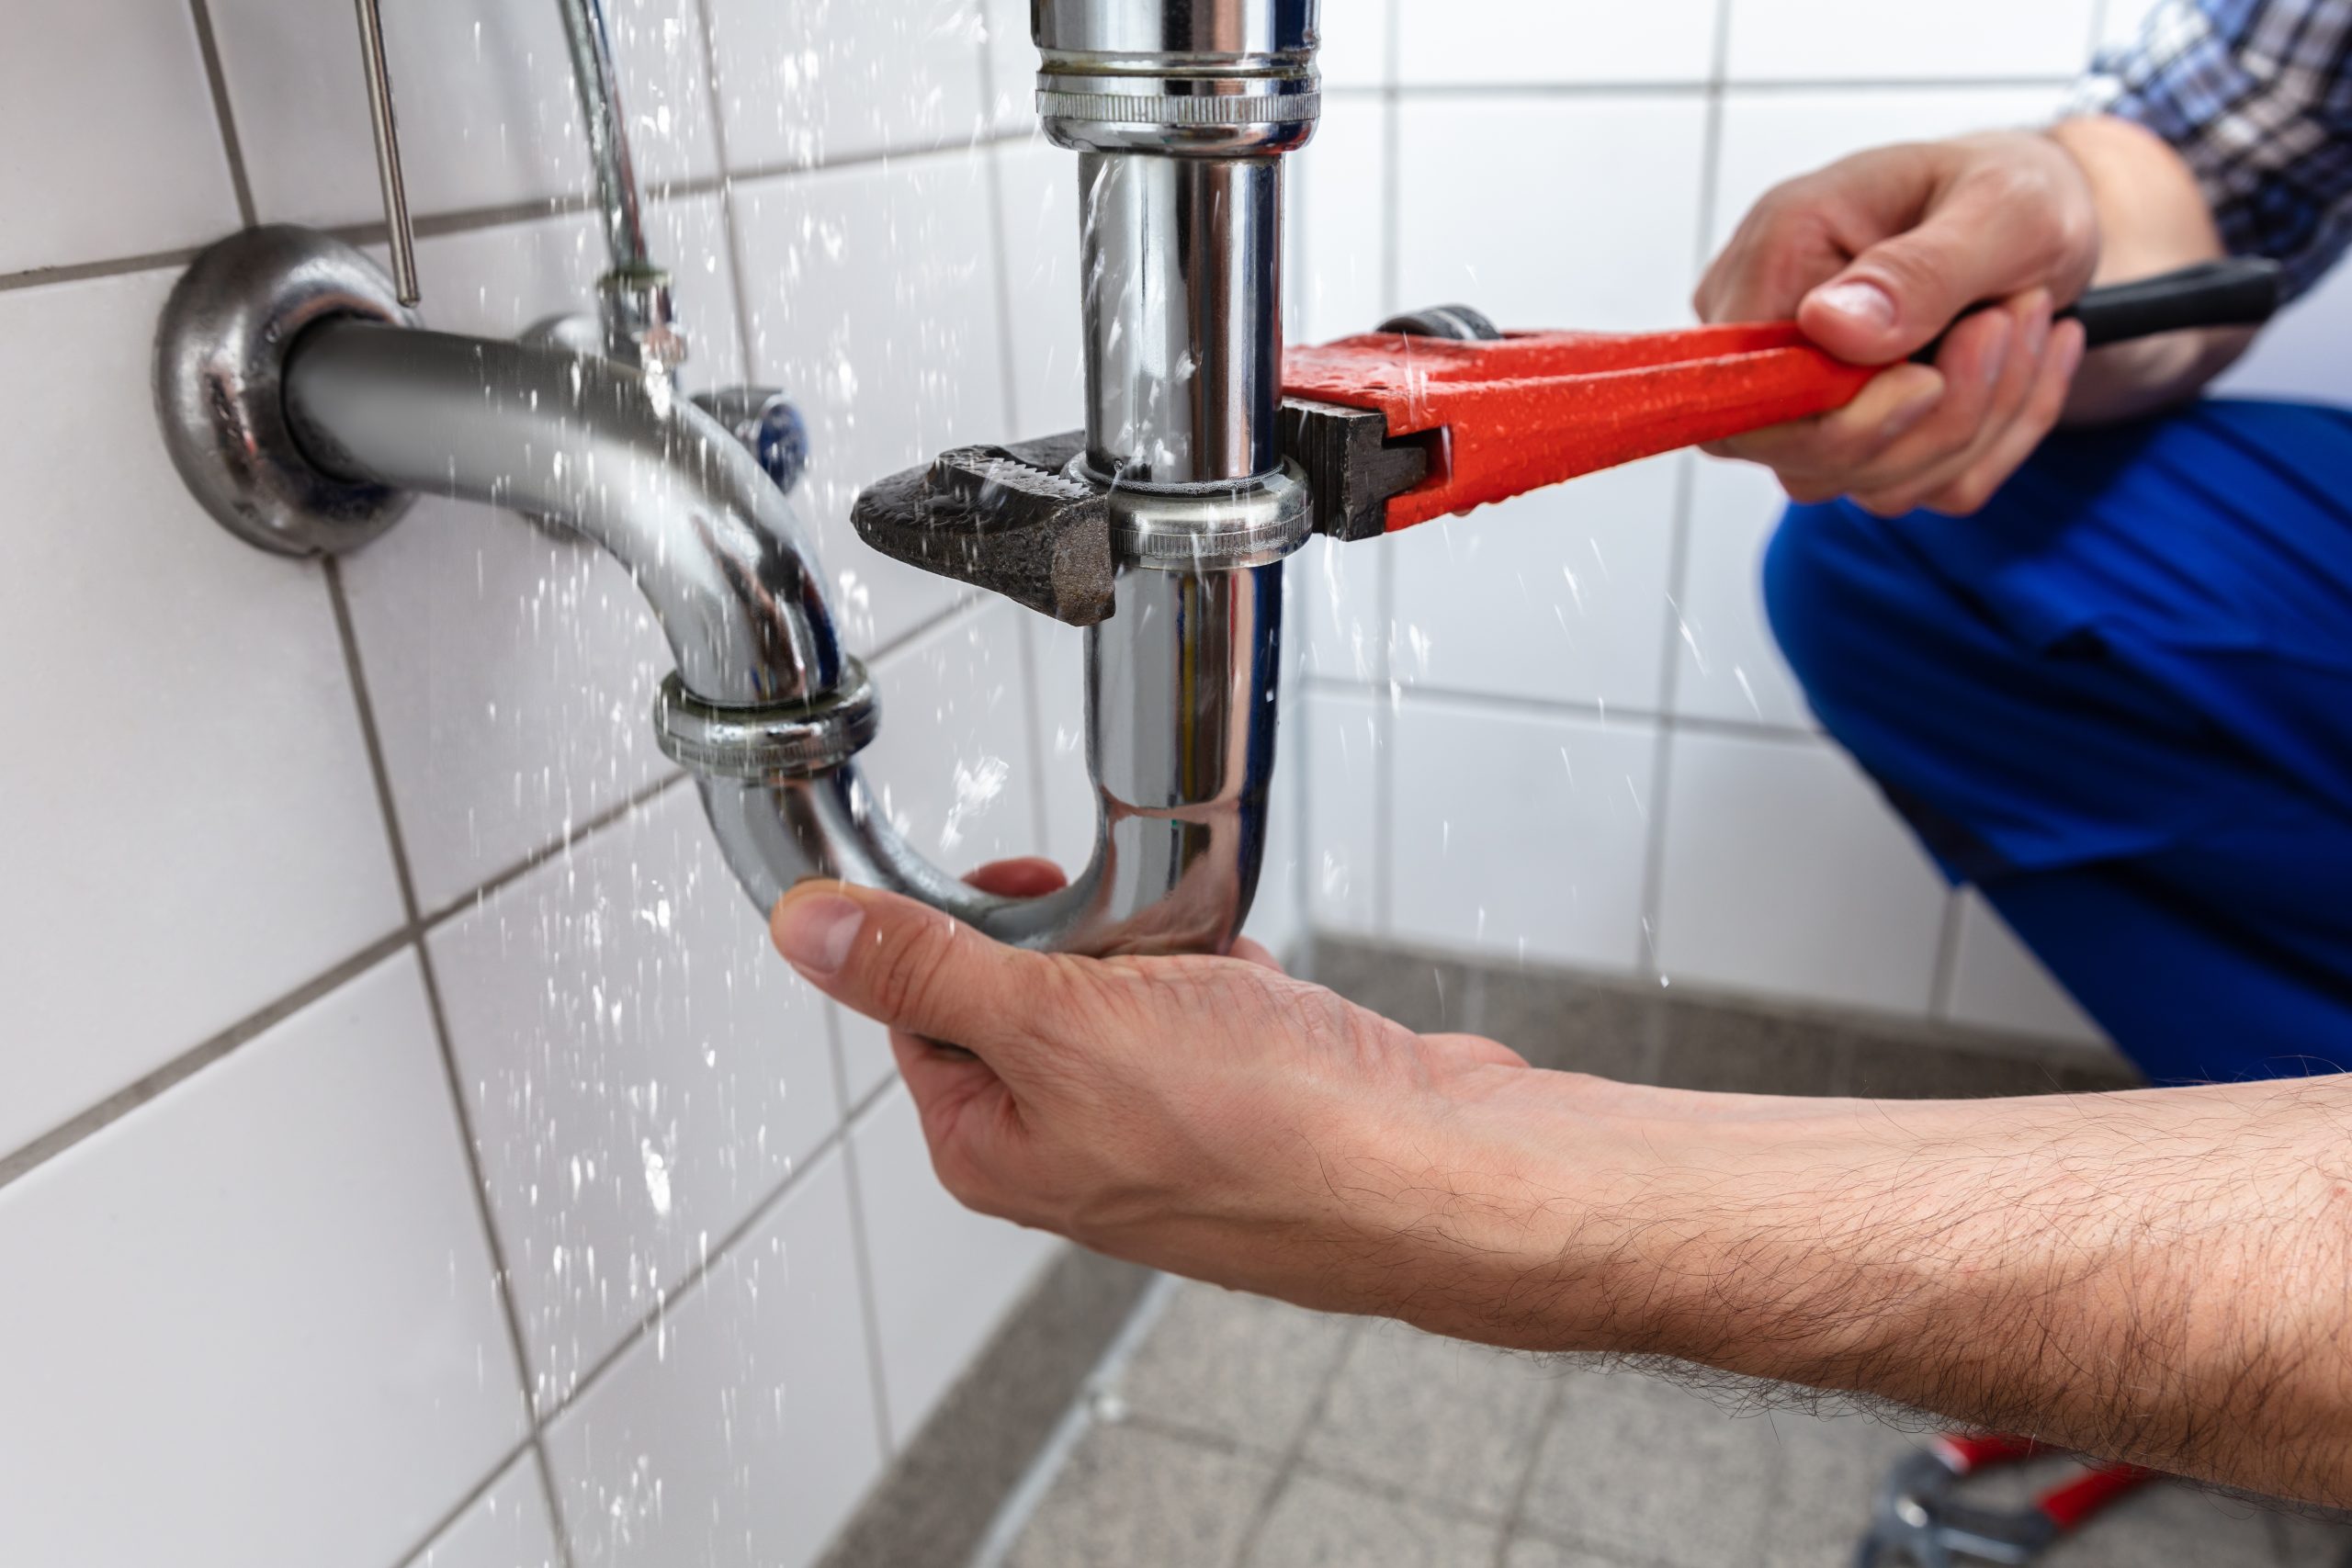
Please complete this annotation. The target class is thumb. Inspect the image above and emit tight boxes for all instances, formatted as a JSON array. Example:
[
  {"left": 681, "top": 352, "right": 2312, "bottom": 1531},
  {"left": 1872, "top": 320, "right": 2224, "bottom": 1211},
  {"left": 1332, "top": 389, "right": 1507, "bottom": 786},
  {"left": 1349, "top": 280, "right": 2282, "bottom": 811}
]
[
  {"left": 1799, "top": 181, "right": 2055, "bottom": 365},
  {"left": 771, "top": 880, "right": 1056, "bottom": 1057}
]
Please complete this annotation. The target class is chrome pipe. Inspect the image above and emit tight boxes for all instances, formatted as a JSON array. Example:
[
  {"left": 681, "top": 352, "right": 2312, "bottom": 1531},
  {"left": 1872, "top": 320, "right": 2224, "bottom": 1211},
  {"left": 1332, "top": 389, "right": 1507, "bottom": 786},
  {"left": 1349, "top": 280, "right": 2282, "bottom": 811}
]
[
  {"left": 278, "top": 316, "right": 1281, "bottom": 953},
  {"left": 695, "top": 564, "right": 1282, "bottom": 953},
  {"left": 554, "top": 0, "right": 684, "bottom": 371},
  {"left": 1079, "top": 153, "right": 1283, "bottom": 486},
  {"left": 284, "top": 318, "right": 839, "bottom": 706},
  {"left": 556, "top": 0, "right": 651, "bottom": 276}
]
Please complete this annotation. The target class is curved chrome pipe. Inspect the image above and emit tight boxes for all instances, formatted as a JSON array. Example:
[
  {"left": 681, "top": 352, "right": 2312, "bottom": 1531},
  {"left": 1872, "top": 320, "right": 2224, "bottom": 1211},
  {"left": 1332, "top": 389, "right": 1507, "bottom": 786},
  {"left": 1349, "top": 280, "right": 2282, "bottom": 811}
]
[{"left": 281, "top": 318, "right": 1281, "bottom": 954}]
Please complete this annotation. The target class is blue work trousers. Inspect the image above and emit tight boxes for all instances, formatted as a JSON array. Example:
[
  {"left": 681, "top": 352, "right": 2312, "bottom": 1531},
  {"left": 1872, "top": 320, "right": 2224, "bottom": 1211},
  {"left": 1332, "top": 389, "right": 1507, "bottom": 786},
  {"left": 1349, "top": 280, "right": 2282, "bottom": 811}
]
[{"left": 1770, "top": 400, "right": 2352, "bottom": 1085}]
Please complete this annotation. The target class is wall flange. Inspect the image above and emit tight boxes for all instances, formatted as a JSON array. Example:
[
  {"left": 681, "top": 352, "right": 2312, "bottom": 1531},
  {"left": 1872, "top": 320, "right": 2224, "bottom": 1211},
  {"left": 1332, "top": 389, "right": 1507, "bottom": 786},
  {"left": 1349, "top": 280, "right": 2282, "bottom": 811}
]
[{"left": 153, "top": 225, "right": 419, "bottom": 558}]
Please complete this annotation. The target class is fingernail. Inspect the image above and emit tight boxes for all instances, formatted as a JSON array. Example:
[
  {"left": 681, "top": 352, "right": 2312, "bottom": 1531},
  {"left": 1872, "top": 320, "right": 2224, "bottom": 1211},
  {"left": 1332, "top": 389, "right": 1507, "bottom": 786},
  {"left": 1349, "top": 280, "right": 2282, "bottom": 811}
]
[
  {"left": 2022, "top": 294, "right": 2052, "bottom": 362},
  {"left": 1814, "top": 278, "right": 1897, "bottom": 333},
  {"left": 775, "top": 892, "right": 863, "bottom": 976},
  {"left": 1980, "top": 314, "right": 2013, "bottom": 389},
  {"left": 1881, "top": 379, "right": 1942, "bottom": 440}
]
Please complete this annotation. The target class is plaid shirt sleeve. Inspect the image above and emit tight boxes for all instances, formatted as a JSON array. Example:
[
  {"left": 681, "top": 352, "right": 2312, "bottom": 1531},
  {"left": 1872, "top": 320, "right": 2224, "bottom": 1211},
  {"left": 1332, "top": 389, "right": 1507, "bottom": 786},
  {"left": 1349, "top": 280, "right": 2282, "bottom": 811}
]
[{"left": 2073, "top": 0, "right": 2352, "bottom": 299}]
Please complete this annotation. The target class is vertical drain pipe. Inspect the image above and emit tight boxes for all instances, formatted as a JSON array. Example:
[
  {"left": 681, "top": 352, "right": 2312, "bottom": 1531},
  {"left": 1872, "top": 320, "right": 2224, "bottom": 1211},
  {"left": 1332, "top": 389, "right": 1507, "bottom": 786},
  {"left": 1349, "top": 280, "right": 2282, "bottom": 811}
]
[{"left": 1030, "top": 0, "right": 1322, "bottom": 953}]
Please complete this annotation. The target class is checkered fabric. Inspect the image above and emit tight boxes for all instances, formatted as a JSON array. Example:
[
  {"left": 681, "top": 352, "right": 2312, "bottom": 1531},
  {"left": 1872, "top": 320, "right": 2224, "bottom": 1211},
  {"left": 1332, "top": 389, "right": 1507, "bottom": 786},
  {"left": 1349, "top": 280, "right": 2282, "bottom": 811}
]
[{"left": 2075, "top": 0, "right": 2352, "bottom": 300}]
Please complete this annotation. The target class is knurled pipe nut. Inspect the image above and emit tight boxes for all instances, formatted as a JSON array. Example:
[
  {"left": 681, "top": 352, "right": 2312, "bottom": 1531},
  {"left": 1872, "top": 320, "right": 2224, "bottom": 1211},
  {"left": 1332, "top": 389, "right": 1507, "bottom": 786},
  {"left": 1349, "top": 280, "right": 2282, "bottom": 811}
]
[
  {"left": 653, "top": 662, "right": 880, "bottom": 780},
  {"left": 1093, "top": 458, "right": 1314, "bottom": 572},
  {"left": 1034, "top": 88, "right": 1321, "bottom": 128}
]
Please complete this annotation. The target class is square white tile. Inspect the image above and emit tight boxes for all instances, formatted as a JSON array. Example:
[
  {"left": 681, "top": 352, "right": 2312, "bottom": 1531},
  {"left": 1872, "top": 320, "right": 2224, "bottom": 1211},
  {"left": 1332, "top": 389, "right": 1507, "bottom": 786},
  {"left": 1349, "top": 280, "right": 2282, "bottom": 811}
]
[
  {"left": 1711, "top": 86, "right": 2075, "bottom": 253},
  {"left": 0, "top": 1, "right": 241, "bottom": 274},
  {"left": 733, "top": 150, "right": 1011, "bottom": 655},
  {"left": 212, "top": 0, "right": 718, "bottom": 229},
  {"left": 2098, "top": 0, "right": 2167, "bottom": 49},
  {"left": 1389, "top": 455, "right": 1684, "bottom": 713},
  {"left": 1396, "top": 0, "right": 1718, "bottom": 85},
  {"left": 338, "top": 202, "right": 751, "bottom": 909},
  {"left": 0, "top": 268, "right": 403, "bottom": 1161},
  {"left": 1319, "top": 0, "right": 1393, "bottom": 87},
  {"left": 860, "top": 599, "right": 1046, "bottom": 876},
  {"left": 984, "top": 0, "right": 1042, "bottom": 133},
  {"left": 994, "top": 137, "right": 1088, "bottom": 434},
  {"left": 707, "top": 0, "right": 987, "bottom": 170},
  {"left": 1389, "top": 699, "right": 1656, "bottom": 969},
  {"left": 1945, "top": 889, "right": 2106, "bottom": 1043},
  {"left": 1397, "top": 96, "right": 1709, "bottom": 333},
  {"left": 1293, "top": 96, "right": 1391, "bottom": 345},
  {"left": 1300, "top": 688, "right": 1389, "bottom": 933},
  {"left": 1656, "top": 729, "right": 1948, "bottom": 1012},
  {"left": 1024, "top": 615, "right": 1098, "bottom": 875},
  {"left": 1297, "top": 534, "right": 1391, "bottom": 686},
  {"left": 1724, "top": 0, "right": 2100, "bottom": 84},
  {"left": 1673, "top": 456, "right": 1813, "bottom": 729},
  {"left": 429, "top": 785, "right": 841, "bottom": 1409},
  {"left": 0, "top": 953, "right": 525, "bottom": 1568},
  {"left": 1250, "top": 698, "right": 1312, "bottom": 960},
  {"left": 547, "top": 1147, "right": 885, "bottom": 1568},
  {"left": 831, "top": 1001, "right": 901, "bottom": 1112},
  {"left": 2218, "top": 253, "right": 2352, "bottom": 404},
  {"left": 416, "top": 1457, "right": 562, "bottom": 1568},
  {"left": 851, "top": 1084, "right": 1060, "bottom": 1440}
]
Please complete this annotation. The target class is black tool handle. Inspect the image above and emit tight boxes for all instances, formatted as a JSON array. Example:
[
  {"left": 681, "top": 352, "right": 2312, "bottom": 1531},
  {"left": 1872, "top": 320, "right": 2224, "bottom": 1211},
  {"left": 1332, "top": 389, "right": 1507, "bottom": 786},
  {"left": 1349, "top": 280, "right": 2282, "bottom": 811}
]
[{"left": 1915, "top": 256, "right": 2281, "bottom": 363}]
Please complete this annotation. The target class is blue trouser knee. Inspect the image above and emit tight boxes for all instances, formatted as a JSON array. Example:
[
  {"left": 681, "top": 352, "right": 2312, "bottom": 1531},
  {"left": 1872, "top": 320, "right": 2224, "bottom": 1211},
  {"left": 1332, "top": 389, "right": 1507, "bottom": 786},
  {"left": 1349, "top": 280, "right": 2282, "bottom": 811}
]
[{"left": 1765, "top": 400, "right": 2352, "bottom": 1085}]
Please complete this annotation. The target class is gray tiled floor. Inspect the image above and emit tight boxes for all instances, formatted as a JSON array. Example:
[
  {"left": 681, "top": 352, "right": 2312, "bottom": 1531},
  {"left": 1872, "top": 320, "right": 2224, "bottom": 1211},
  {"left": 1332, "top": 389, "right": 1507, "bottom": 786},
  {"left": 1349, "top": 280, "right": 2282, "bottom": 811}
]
[
  {"left": 1004, "top": 1281, "right": 2339, "bottom": 1567},
  {"left": 991, "top": 942, "right": 2343, "bottom": 1568}
]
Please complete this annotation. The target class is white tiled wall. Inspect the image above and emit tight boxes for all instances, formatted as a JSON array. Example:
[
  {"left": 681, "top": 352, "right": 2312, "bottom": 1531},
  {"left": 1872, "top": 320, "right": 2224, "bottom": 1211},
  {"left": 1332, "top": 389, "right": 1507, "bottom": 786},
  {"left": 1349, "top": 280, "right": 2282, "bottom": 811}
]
[
  {"left": 8, "top": 1, "right": 2349, "bottom": 1562},
  {"left": 1291, "top": 0, "right": 2352, "bottom": 1044},
  {"left": 1, "top": 5, "right": 1298, "bottom": 1566}
]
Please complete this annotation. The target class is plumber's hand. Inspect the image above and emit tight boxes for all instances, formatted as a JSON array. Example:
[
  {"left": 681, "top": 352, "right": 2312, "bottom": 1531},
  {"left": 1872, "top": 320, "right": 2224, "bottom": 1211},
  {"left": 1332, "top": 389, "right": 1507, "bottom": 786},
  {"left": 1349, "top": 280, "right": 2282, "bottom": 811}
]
[
  {"left": 768, "top": 866, "right": 1580, "bottom": 1328},
  {"left": 1695, "top": 129, "right": 2098, "bottom": 516}
]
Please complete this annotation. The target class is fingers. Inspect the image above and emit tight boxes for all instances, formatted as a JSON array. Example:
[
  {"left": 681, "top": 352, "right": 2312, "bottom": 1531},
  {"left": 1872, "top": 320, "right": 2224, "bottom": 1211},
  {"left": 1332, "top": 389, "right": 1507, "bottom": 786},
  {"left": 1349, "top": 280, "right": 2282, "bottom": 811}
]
[
  {"left": 965, "top": 857, "right": 1070, "bottom": 897},
  {"left": 1844, "top": 292, "right": 2053, "bottom": 516},
  {"left": 1913, "top": 318, "right": 2086, "bottom": 517},
  {"left": 1228, "top": 937, "right": 1285, "bottom": 974},
  {"left": 1796, "top": 165, "right": 2086, "bottom": 365},
  {"left": 772, "top": 881, "right": 1065, "bottom": 1056}
]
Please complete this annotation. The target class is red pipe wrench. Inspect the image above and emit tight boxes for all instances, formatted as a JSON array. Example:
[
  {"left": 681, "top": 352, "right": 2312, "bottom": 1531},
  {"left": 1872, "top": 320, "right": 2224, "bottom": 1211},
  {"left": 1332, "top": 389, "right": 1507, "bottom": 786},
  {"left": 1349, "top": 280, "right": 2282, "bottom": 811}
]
[{"left": 1277, "top": 258, "right": 2282, "bottom": 541}]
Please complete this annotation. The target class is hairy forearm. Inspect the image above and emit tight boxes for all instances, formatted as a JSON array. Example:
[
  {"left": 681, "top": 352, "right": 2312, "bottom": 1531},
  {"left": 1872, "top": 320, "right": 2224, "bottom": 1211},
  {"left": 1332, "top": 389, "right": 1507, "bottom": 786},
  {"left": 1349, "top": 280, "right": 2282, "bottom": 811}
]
[
  {"left": 1383, "top": 1072, "right": 2352, "bottom": 1504},
  {"left": 2050, "top": 114, "right": 2260, "bottom": 421}
]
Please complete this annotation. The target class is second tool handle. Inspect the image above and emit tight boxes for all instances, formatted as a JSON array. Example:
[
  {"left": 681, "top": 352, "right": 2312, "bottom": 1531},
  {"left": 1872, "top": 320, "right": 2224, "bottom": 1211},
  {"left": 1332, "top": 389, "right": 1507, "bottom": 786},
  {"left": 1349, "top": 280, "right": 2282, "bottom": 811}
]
[{"left": 1916, "top": 255, "right": 2281, "bottom": 362}]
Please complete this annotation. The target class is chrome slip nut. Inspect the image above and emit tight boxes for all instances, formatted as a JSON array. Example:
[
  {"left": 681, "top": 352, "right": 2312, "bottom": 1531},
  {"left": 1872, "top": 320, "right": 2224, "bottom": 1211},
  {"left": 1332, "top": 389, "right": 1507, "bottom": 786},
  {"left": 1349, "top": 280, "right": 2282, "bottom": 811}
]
[{"left": 654, "top": 662, "right": 881, "bottom": 781}]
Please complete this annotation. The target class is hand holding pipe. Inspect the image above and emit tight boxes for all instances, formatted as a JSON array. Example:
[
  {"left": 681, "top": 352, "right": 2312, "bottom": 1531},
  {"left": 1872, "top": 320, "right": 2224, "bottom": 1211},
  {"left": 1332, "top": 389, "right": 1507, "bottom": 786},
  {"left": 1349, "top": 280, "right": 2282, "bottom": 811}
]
[{"left": 1281, "top": 257, "right": 2285, "bottom": 538}]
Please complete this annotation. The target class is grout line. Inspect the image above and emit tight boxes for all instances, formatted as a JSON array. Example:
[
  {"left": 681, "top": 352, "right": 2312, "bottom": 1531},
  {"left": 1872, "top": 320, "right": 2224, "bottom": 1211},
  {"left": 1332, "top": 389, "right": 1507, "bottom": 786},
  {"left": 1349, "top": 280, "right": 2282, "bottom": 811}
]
[
  {"left": 526, "top": 1443, "right": 576, "bottom": 1568},
  {"left": 1928, "top": 888, "right": 1967, "bottom": 1021},
  {"left": 328, "top": 558, "right": 573, "bottom": 1565},
  {"left": 837, "top": 1129, "right": 903, "bottom": 1462},
  {"left": 414, "top": 771, "right": 692, "bottom": 935},
  {"left": 1363, "top": 74, "right": 2076, "bottom": 98},
  {"left": 534, "top": 1121, "right": 854, "bottom": 1425},
  {"left": 0, "top": 246, "right": 209, "bottom": 294},
  {"left": 323, "top": 558, "right": 424, "bottom": 921},
  {"left": 1637, "top": 458, "right": 1701, "bottom": 979},
  {"left": 411, "top": 938, "right": 574, "bottom": 1565},
  {"left": 1490, "top": 1378, "right": 1573, "bottom": 1568},
  {"left": 0, "top": 765, "right": 694, "bottom": 1193},
  {"left": 0, "top": 928, "right": 415, "bottom": 1191},
  {"left": 1304, "top": 672, "right": 1820, "bottom": 745},
  {"left": 686, "top": 0, "right": 763, "bottom": 386},
  {"left": 185, "top": 0, "right": 257, "bottom": 229},
  {"left": 1014, "top": 615, "right": 1057, "bottom": 856},
  {"left": 972, "top": 13, "right": 1028, "bottom": 438},
  {"left": 1228, "top": 1316, "right": 1368, "bottom": 1564},
  {"left": 964, "top": 1272, "right": 1184, "bottom": 1568},
  {"left": 387, "top": 1432, "right": 542, "bottom": 1568}
]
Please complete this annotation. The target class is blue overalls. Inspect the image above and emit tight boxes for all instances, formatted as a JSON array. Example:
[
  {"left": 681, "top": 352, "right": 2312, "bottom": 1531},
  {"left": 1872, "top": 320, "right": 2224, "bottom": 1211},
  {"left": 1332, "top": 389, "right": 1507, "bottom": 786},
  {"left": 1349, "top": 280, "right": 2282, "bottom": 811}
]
[{"left": 1770, "top": 400, "right": 2352, "bottom": 1085}]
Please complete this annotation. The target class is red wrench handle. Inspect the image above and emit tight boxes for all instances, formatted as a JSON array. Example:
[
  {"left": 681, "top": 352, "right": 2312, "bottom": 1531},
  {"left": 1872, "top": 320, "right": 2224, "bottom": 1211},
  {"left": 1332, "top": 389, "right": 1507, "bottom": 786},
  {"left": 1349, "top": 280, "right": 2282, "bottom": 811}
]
[{"left": 2038, "top": 1463, "right": 2155, "bottom": 1530}]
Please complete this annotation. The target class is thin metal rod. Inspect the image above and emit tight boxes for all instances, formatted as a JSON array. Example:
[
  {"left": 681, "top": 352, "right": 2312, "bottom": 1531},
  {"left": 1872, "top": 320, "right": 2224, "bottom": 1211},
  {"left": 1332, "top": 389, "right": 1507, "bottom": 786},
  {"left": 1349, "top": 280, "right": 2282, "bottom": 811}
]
[
  {"left": 557, "top": 0, "right": 654, "bottom": 277},
  {"left": 352, "top": 0, "right": 419, "bottom": 304}
]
